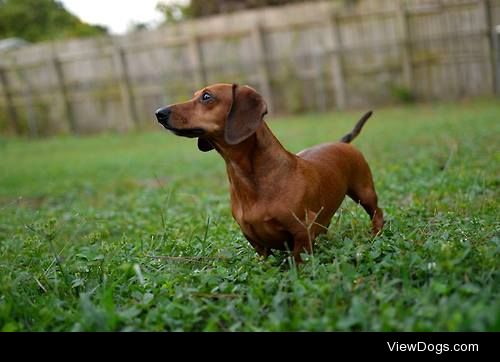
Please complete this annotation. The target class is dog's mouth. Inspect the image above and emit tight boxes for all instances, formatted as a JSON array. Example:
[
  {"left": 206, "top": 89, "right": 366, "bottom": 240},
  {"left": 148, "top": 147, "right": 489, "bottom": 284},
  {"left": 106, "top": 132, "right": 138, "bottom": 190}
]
[{"left": 161, "top": 123, "right": 205, "bottom": 138}]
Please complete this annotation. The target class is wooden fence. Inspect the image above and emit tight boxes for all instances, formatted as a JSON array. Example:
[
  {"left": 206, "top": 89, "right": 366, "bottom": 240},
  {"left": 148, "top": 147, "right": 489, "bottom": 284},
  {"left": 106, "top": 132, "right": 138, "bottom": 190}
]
[{"left": 0, "top": 0, "right": 499, "bottom": 136}]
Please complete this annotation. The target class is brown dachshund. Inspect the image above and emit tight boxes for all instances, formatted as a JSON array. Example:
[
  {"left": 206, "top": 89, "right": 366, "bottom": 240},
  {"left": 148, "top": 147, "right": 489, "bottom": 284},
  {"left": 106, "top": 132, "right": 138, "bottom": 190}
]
[{"left": 155, "top": 83, "right": 383, "bottom": 263}]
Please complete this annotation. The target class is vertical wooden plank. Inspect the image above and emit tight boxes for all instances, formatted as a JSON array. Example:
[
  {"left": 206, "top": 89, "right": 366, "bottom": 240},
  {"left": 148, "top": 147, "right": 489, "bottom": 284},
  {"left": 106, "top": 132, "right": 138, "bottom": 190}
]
[
  {"left": 444, "top": 6, "right": 459, "bottom": 98},
  {"left": 396, "top": 1, "right": 414, "bottom": 92},
  {"left": 112, "top": 45, "right": 140, "bottom": 128},
  {"left": 458, "top": 3, "right": 469, "bottom": 96},
  {"left": 13, "top": 64, "right": 38, "bottom": 137},
  {"left": 251, "top": 23, "right": 274, "bottom": 112},
  {"left": 484, "top": 0, "right": 500, "bottom": 95},
  {"left": 25, "top": 89, "right": 38, "bottom": 137},
  {"left": 313, "top": 53, "right": 327, "bottom": 112},
  {"left": 495, "top": 13, "right": 500, "bottom": 96},
  {"left": 326, "top": 13, "right": 347, "bottom": 110},
  {"left": 188, "top": 36, "right": 207, "bottom": 89},
  {"left": 0, "top": 67, "right": 21, "bottom": 135},
  {"left": 51, "top": 56, "right": 77, "bottom": 133}
]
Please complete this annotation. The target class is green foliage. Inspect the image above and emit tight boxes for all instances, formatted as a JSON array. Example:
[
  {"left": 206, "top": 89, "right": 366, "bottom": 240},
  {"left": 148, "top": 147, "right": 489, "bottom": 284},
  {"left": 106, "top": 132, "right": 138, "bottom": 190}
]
[
  {"left": 0, "top": 0, "right": 107, "bottom": 43},
  {"left": 0, "top": 99, "right": 499, "bottom": 331},
  {"left": 156, "top": 1, "right": 192, "bottom": 23},
  {"left": 390, "top": 84, "right": 416, "bottom": 104},
  {"left": 156, "top": 0, "right": 325, "bottom": 21}
]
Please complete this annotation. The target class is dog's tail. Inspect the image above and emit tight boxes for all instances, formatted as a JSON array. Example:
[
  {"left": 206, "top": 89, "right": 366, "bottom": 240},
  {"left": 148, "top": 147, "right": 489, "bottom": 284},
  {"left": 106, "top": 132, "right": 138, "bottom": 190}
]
[{"left": 340, "top": 111, "right": 373, "bottom": 143}]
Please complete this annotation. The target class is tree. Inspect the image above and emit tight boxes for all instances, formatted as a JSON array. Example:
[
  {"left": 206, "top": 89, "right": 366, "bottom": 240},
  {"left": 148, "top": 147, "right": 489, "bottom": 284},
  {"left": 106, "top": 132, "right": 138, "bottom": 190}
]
[
  {"left": 0, "top": 0, "right": 107, "bottom": 43},
  {"left": 157, "top": 0, "right": 324, "bottom": 21}
]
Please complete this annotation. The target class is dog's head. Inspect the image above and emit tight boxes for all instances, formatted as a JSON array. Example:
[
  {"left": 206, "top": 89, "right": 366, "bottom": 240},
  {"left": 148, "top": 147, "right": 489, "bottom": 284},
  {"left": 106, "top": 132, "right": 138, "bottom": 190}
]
[{"left": 155, "top": 83, "right": 267, "bottom": 152}]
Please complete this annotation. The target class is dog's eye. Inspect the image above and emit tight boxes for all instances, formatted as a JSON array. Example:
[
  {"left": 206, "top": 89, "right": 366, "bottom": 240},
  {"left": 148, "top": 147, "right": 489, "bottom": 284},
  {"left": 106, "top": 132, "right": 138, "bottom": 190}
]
[{"left": 201, "top": 92, "right": 212, "bottom": 102}]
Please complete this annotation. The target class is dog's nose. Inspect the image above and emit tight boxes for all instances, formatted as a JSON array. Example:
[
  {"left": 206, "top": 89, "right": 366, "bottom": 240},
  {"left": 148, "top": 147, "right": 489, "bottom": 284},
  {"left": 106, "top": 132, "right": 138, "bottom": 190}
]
[{"left": 155, "top": 107, "right": 171, "bottom": 125}]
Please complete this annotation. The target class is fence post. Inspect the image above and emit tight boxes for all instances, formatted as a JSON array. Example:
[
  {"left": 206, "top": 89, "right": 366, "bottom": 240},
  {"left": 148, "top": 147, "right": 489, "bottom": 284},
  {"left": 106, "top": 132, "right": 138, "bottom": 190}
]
[
  {"left": 314, "top": 53, "right": 328, "bottom": 112},
  {"left": 188, "top": 36, "right": 207, "bottom": 89},
  {"left": 112, "top": 45, "right": 140, "bottom": 128},
  {"left": 0, "top": 67, "right": 21, "bottom": 135},
  {"left": 12, "top": 64, "right": 38, "bottom": 137},
  {"left": 484, "top": 0, "right": 499, "bottom": 96},
  {"left": 496, "top": 27, "right": 500, "bottom": 97},
  {"left": 251, "top": 23, "right": 274, "bottom": 112},
  {"left": 326, "top": 13, "right": 347, "bottom": 110},
  {"left": 396, "top": 1, "right": 414, "bottom": 92},
  {"left": 51, "top": 56, "right": 77, "bottom": 133}
]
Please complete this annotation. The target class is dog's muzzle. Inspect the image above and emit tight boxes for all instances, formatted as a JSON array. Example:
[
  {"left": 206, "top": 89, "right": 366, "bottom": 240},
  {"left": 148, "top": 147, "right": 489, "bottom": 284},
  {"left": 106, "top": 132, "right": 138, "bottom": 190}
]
[{"left": 155, "top": 106, "right": 205, "bottom": 138}]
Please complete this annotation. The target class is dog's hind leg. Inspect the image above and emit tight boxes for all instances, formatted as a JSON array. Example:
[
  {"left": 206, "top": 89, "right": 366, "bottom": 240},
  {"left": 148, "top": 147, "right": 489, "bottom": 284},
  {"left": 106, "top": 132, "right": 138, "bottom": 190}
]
[{"left": 347, "top": 175, "right": 384, "bottom": 236}]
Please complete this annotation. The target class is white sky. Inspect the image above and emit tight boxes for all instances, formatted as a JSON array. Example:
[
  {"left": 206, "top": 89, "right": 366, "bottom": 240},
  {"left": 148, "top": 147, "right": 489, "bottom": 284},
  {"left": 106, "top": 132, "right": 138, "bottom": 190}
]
[{"left": 60, "top": 0, "right": 186, "bottom": 35}]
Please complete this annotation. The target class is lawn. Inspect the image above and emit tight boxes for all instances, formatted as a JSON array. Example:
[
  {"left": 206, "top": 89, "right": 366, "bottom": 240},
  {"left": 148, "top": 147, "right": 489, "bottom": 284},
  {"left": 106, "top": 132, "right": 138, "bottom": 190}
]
[{"left": 0, "top": 99, "right": 498, "bottom": 331}]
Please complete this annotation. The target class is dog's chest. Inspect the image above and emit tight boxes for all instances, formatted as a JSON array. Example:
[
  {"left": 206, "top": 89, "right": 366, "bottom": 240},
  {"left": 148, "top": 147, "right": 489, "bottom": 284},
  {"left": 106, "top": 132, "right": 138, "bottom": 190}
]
[{"left": 232, "top": 203, "right": 290, "bottom": 248}]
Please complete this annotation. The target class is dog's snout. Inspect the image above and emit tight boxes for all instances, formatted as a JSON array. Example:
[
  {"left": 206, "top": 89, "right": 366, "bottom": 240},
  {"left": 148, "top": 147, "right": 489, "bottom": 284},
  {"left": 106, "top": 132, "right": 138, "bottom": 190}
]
[{"left": 155, "top": 107, "right": 171, "bottom": 125}]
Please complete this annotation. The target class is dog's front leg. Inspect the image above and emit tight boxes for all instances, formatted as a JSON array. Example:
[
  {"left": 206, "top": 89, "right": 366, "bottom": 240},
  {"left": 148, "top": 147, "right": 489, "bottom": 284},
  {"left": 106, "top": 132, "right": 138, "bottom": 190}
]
[
  {"left": 243, "top": 233, "right": 272, "bottom": 258},
  {"left": 291, "top": 231, "right": 313, "bottom": 264}
]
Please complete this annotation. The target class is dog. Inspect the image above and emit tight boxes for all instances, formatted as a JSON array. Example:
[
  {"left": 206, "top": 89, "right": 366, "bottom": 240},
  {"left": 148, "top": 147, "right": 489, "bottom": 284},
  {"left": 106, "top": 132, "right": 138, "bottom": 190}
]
[{"left": 155, "top": 83, "right": 383, "bottom": 263}]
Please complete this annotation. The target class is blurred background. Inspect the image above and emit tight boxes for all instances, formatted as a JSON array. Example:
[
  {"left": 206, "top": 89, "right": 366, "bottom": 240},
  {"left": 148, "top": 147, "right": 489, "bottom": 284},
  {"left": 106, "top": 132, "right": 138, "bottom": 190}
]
[
  {"left": 1, "top": 1, "right": 499, "bottom": 333},
  {"left": 0, "top": 0, "right": 499, "bottom": 136}
]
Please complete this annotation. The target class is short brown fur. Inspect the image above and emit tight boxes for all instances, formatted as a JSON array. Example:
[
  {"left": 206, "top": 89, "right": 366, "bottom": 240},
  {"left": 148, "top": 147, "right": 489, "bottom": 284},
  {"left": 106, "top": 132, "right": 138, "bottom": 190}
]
[{"left": 155, "top": 83, "right": 383, "bottom": 263}]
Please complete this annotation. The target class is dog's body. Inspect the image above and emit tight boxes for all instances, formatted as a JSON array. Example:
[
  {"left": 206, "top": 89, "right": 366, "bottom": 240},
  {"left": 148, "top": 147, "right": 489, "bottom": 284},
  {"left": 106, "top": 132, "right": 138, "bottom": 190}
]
[{"left": 155, "top": 83, "right": 383, "bottom": 262}]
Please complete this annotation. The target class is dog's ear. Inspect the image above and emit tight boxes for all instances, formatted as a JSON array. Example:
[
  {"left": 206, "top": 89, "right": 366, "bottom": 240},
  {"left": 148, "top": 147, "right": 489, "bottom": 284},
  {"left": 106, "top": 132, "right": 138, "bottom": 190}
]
[
  {"left": 197, "top": 137, "right": 214, "bottom": 152},
  {"left": 225, "top": 84, "right": 268, "bottom": 145}
]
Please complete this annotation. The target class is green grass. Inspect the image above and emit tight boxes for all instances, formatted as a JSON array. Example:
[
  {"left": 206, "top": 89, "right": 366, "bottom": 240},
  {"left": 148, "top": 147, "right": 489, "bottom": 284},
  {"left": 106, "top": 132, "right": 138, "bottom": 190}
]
[{"left": 0, "top": 99, "right": 499, "bottom": 331}]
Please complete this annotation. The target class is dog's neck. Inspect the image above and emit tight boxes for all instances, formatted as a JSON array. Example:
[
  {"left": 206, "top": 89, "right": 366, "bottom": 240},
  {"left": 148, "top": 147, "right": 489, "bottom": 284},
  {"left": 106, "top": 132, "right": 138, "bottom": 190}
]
[{"left": 212, "top": 122, "right": 296, "bottom": 198}]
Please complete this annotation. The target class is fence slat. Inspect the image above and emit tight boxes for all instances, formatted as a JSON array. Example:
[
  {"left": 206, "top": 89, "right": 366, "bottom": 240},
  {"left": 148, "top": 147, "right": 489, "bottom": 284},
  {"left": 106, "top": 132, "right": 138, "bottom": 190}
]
[
  {"left": 188, "top": 36, "right": 207, "bottom": 90},
  {"left": 0, "top": 67, "right": 21, "bottom": 135},
  {"left": 51, "top": 57, "right": 77, "bottom": 133},
  {"left": 112, "top": 46, "right": 140, "bottom": 128},
  {"left": 251, "top": 23, "right": 274, "bottom": 113},
  {"left": 397, "top": 1, "right": 414, "bottom": 91},
  {"left": 484, "top": 0, "right": 500, "bottom": 95},
  {"left": 326, "top": 14, "right": 347, "bottom": 110}
]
